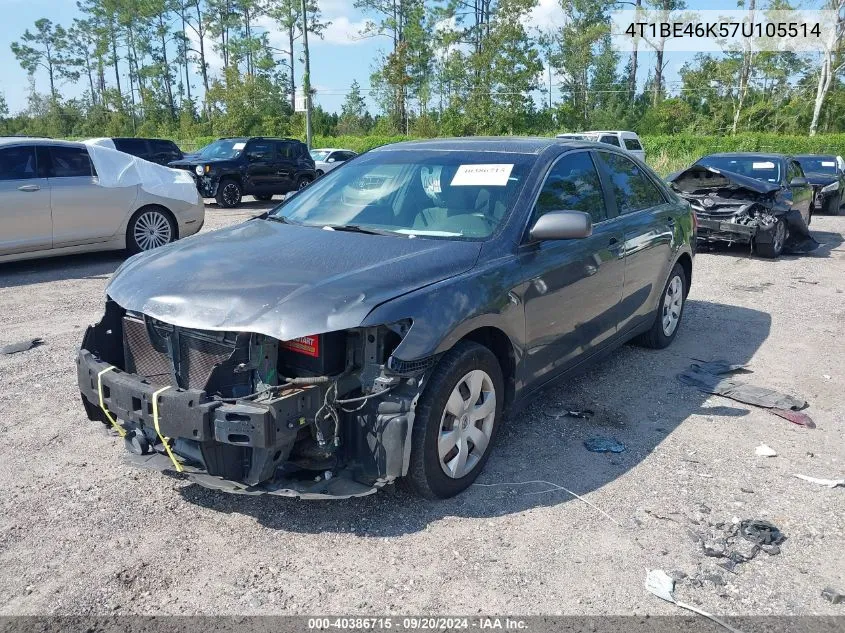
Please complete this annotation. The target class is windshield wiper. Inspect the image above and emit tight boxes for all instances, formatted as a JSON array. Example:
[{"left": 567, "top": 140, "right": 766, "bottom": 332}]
[
  {"left": 323, "top": 224, "right": 398, "bottom": 236},
  {"left": 264, "top": 214, "right": 301, "bottom": 225}
]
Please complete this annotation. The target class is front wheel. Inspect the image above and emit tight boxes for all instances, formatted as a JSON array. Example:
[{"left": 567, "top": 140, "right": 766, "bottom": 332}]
[
  {"left": 126, "top": 207, "right": 176, "bottom": 254},
  {"left": 406, "top": 342, "right": 503, "bottom": 499},
  {"left": 636, "top": 262, "right": 687, "bottom": 349},
  {"left": 215, "top": 178, "right": 242, "bottom": 208},
  {"left": 755, "top": 218, "right": 787, "bottom": 259},
  {"left": 823, "top": 192, "right": 841, "bottom": 215}
]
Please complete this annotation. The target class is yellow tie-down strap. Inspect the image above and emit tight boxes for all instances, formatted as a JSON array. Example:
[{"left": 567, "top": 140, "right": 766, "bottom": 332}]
[
  {"left": 152, "top": 385, "right": 183, "bottom": 472},
  {"left": 96, "top": 366, "right": 126, "bottom": 438}
]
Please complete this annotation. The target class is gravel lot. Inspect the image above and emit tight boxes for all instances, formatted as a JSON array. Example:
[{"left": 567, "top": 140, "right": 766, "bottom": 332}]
[{"left": 0, "top": 199, "right": 843, "bottom": 617}]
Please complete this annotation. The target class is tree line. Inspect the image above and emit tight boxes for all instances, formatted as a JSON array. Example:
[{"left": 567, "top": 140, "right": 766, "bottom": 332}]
[{"left": 2, "top": 0, "right": 844, "bottom": 142}]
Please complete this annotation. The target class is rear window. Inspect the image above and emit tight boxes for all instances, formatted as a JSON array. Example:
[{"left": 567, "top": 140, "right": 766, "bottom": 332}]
[
  {"left": 48, "top": 146, "right": 96, "bottom": 178},
  {"left": 624, "top": 138, "right": 643, "bottom": 151},
  {"left": 151, "top": 140, "right": 180, "bottom": 155},
  {"left": 600, "top": 135, "right": 621, "bottom": 147},
  {"left": 113, "top": 138, "right": 149, "bottom": 155}
]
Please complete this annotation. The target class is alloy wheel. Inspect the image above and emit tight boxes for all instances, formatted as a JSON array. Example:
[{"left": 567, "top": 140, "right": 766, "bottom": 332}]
[
  {"left": 222, "top": 183, "right": 240, "bottom": 206},
  {"left": 772, "top": 220, "right": 786, "bottom": 253},
  {"left": 661, "top": 275, "right": 684, "bottom": 337},
  {"left": 133, "top": 210, "right": 172, "bottom": 251},
  {"left": 438, "top": 369, "right": 496, "bottom": 479}
]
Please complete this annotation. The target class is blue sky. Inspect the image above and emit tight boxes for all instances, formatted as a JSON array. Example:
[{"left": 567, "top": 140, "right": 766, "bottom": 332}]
[{"left": 0, "top": 0, "right": 823, "bottom": 117}]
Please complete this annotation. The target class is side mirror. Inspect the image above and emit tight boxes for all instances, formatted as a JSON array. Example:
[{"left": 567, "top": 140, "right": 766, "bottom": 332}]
[
  {"left": 327, "top": 157, "right": 336, "bottom": 163},
  {"left": 529, "top": 210, "right": 593, "bottom": 241},
  {"left": 790, "top": 176, "right": 808, "bottom": 187}
]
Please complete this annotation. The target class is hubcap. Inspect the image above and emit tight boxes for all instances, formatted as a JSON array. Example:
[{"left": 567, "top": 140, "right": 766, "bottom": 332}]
[
  {"left": 134, "top": 211, "right": 172, "bottom": 251},
  {"left": 223, "top": 183, "right": 240, "bottom": 205},
  {"left": 661, "top": 275, "right": 684, "bottom": 337},
  {"left": 298, "top": 178, "right": 310, "bottom": 190},
  {"left": 438, "top": 369, "right": 496, "bottom": 479}
]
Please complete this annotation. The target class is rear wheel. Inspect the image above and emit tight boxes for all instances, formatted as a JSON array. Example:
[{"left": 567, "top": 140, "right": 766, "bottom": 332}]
[
  {"left": 295, "top": 175, "right": 312, "bottom": 191},
  {"left": 755, "top": 218, "right": 787, "bottom": 259},
  {"left": 126, "top": 207, "right": 176, "bottom": 254},
  {"left": 636, "top": 263, "right": 687, "bottom": 349},
  {"left": 254, "top": 193, "right": 274, "bottom": 202},
  {"left": 406, "top": 342, "right": 503, "bottom": 499},
  {"left": 215, "top": 178, "right": 242, "bottom": 208}
]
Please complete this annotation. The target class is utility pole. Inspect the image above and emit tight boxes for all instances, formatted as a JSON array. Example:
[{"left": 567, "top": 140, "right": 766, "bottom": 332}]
[{"left": 301, "top": 0, "right": 312, "bottom": 150}]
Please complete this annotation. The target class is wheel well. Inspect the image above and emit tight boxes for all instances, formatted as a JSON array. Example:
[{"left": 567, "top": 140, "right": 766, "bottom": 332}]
[
  {"left": 459, "top": 327, "right": 516, "bottom": 408},
  {"left": 676, "top": 253, "right": 692, "bottom": 296}
]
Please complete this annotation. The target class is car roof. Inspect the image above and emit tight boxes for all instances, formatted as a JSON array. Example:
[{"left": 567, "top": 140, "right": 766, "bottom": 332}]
[
  {"left": 794, "top": 154, "right": 836, "bottom": 160},
  {"left": 373, "top": 136, "right": 591, "bottom": 155},
  {"left": 703, "top": 152, "right": 788, "bottom": 161},
  {"left": 0, "top": 137, "right": 84, "bottom": 149},
  {"left": 312, "top": 148, "right": 354, "bottom": 153},
  {"left": 584, "top": 130, "right": 640, "bottom": 136}
]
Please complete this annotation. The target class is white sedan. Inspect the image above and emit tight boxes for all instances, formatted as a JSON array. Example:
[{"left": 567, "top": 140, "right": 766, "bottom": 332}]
[
  {"left": 0, "top": 138, "right": 205, "bottom": 263},
  {"left": 310, "top": 148, "right": 358, "bottom": 177}
]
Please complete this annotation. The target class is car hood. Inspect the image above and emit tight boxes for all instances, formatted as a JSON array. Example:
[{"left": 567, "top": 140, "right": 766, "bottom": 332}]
[
  {"left": 803, "top": 172, "right": 838, "bottom": 187},
  {"left": 168, "top": 157, "right": 234, "bottom": 168},
  {"left": 106, "top": 219, "right": 482, "bottom": 341},
  {"left": 668, "top": 164, "right": 782, "bottom": 195}
]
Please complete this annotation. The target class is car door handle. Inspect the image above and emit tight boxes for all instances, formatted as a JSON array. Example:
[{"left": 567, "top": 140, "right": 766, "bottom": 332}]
[
  {"left": 608, "top": 237, "right": 624, "bottom": 258},
  {"left": 18, "top": 184, "right": 40, "bottom": 192}
]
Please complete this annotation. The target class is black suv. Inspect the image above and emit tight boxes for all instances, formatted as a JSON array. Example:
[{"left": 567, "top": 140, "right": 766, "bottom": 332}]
[
  {"left": 104, "top": 138, "right": 184, "bottom": 165},
  {"left": 169, "top": 137, "right": 316, "bottom": 208}
]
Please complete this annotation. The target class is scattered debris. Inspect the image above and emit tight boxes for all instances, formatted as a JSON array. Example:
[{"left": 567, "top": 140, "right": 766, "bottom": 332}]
[
  {"left": 755, "top": 444, "right": 778, "bottom": 457},
  {"left": 1, "top": 338, "right": 44, "bottom": 355},
  {"left": 793, "top": 474, "right": 845, "bottom": 489},
  {"left": 822, "top": 587, "right": 844, "bottom": 605},
  {"left": 544, "top": 404, "right": 594, "bottom": 420},
  {"left": 583, "top": 437, "right": 626, "bottom": 453},
  {"left": 645, "top": 569, "right": 745, "bottom": 633},
  {"left": 823, "top": 374, "right": 832, "bottom": 381},
  {"left": 740, "top": 487, "right": 754, "bottom": 494},
  {"left": 693, "top": 518, "right": 785, "bottom": 569},
  {"left": 678, "top": 360, "right": 814, "bottom": 427}
]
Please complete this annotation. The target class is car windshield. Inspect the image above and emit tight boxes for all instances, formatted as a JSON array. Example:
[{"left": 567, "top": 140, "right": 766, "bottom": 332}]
[
  {"left": 796, "top": 157, "right": 837, "bottom": 174},
  {"left": 197, "top": 139, "right": 246, "bottom": 160},
  {"left": 697, "top": 156, "right": 781, "bottom": 183},
  {"left": 269, "top": 150, "right": 532, "bottom": 239},
  {"left": 310, "top": 150, "right": 331, "bottom": 161}
]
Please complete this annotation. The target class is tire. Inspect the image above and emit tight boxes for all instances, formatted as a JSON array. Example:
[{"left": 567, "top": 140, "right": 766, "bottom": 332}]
[
  {"left": 316, "top": 170, "right": 325, "bottom": 177},
  {"left": 295, "top": 175, "right": 312, "bottom": 191},
  {"left": 636, "top": 262, "right": 687, "bottom": 349},
  {"left": 406, "top": 341, "right": 504, "bottom": 499},
  {"left": 823, "top": 193, "right": 840, "bottom": 215},
  {"left": 254, "top": 193, "right": 274, "bottom": 202},
  {"left": 126, "top": 206, "right": 176, "bottom": 255},
  {"left": 215, "top": 178, "right": 242, "bottom": 208},
  {"left": 755, "top": 217, "right": 787, "bottom": 259}
]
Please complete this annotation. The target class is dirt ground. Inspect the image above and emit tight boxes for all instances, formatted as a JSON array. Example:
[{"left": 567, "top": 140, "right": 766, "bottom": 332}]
[{"left": 0, "top": 200, "right": 843, "bottom": 617}]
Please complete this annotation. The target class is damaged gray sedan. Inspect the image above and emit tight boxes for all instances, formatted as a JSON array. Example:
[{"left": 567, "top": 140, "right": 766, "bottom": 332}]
[
  {"left": 668, "top": 153, "right": 816, "bottom": 259},
  {"left": 77, "top": 138, "right": 694, "bottom": 499}
]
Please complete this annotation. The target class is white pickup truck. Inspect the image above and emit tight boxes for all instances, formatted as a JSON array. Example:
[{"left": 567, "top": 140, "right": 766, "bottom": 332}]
[{"left": 556, "top": 130, "right": 646, "bottom": 162}]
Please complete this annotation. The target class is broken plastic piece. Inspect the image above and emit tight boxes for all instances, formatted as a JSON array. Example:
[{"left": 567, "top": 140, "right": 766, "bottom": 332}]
[
  {"left": 822, "top": 587, "right": 844, "bottom": 604},
  {"left": 583, "top": 437, "right": 626, "bottom": 453},
  {"left": 679, "top": 360, "right": 809, "bottom": 413},
  {"left": 793, "top": 474, "right": 845, "bottom": 489},
  {"left": 755, "top": 444, "right": 778, "bottom": 457},
  {"left": 739, "top": 519, "right": 785, "bottom": 546},
  {"left": 645, "top": 569, "right": 746, "bottom": 633},
  {"left": 1, "top": 338, "right": 44, "bottom": 355},
  {"left": 769, "top": 408, "right": 816, "bottom": 428}
]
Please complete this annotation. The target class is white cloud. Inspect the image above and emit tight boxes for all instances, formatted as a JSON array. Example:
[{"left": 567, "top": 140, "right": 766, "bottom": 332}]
[
  {"left": 522, "top": 0, "right": 567, "bottom": 32},
  {"left": 317, "top": 15, "right": 372, "bottom": 46}
]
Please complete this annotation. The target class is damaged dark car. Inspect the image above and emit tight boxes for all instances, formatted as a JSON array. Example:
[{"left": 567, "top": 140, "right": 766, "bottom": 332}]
[
  {"left": 668, "top": 153, "right": 816, "bottom": 259},
  {"left": 794, "top": 154, "right": 845, "bottom": 215},
  {"left": 77, "top": 138, "right": 694, "bottom": 499}
]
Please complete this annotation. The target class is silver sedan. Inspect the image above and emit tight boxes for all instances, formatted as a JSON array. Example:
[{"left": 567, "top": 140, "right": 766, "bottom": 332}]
[{"left": 0, "top": 138, "right": 205, "bottom": 263}]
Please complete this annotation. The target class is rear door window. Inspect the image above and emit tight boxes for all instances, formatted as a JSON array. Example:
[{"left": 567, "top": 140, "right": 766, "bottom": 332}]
[
  {"left": 47, "top": 146, "right": 96, "bottom": 178},
  {"left": 597, "top": 151, "right": 665, "bottom": 214},
  {"left": 151, "top": 140, "right": 181, "bottom": 160},
  {"left": 276, "top": 142, "right": 296, "bottom": 159},
  {"left": 534, "top": 151, "right": 608, "bottom": 225},
  {"left": 599, "top": 135, "right": 621, "bottom": 147},
  {"left": 0, "top": 145, "right": 37, "bottom": 180},
  {"left": 624, "top": 138, "right": 643, "bottom": 151},
  {"left": 246, "top": 140, "right": 274, "bottom": 160}
]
